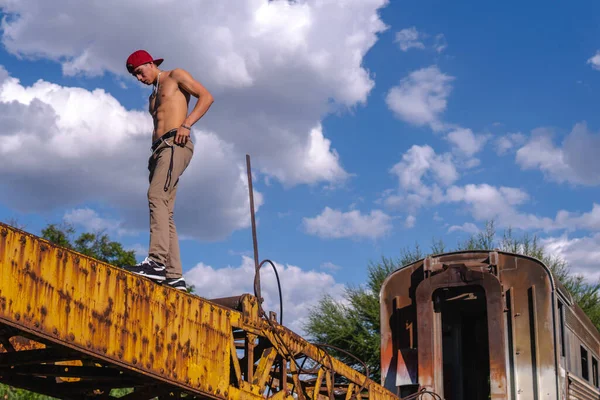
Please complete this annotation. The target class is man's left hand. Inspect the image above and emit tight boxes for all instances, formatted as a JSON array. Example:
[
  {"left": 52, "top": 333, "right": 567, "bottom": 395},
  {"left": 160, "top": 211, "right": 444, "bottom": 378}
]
[{"left": 175, "top": 126, "right": 191, "bottom": 145}]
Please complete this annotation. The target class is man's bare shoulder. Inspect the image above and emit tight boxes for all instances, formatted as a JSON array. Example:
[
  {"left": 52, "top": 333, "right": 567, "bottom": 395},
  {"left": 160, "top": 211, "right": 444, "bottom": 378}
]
[{"left": 169, "top": 68, "right": 194, "bottom": 82}]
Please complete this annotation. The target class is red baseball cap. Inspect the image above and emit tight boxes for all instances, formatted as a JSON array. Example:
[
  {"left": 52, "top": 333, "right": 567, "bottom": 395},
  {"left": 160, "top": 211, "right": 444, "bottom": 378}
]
[{"left": 126, "top": 50, "right": 163, "bottom": 73}]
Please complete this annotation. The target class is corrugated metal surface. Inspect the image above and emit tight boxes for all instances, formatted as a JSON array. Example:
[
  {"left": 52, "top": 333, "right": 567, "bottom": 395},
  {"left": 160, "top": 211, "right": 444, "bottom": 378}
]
[{"left": 568, "top": 373, "right": 600, "bottom": 400}]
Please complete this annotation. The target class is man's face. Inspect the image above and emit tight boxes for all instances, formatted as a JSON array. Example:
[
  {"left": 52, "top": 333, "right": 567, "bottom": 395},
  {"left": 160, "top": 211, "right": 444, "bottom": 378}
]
[{"left": 131, "top": 63, "right": 154, "bottom": 85}]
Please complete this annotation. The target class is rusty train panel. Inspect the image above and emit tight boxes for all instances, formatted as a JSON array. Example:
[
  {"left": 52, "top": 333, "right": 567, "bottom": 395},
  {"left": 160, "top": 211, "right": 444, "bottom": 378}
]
[{"left": 380, "top": 250, "right": 600, "bottom": 400}]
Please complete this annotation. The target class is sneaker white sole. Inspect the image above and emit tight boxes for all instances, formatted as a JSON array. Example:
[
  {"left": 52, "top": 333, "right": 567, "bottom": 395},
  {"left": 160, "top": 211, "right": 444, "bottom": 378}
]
[{"left": 132, "top": 271, "right": 166, "bottom": 281}]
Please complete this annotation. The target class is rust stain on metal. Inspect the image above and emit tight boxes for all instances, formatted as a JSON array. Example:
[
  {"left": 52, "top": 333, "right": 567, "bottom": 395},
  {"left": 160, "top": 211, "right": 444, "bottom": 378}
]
[{"left": 0, "top": 222, "right": 399, "bottom": 400}]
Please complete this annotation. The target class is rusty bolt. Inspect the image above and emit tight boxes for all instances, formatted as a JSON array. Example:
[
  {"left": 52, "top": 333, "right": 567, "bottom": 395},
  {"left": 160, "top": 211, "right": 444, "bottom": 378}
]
[
  {"left": 219, "top": 309, "right": 222, "bottom": 315},
  {"left": 19, "top": 236, "right": 26, "bottom": 245},
  {"left": 224, "top": 392, "right": 228, "bottom": 397},
  {"left": 226, "top": 311, "right": 230, "bottom": 317},
  {"left": 107, "top": 269, "right": 111, "bottom": 276},
  {"left": 208, "top": 385, "right": 213, "bottom": 392},
  {"left": 188, "top": 298, "right": 191, "bottom": 304},
  {"left": 86, "top": 341, "right": 92, "bottom": 348},
  {"left": 53, "top": 328, "right": 58, "bottom": 335},
  {"left": 1, "top": 228, "right": 7, "bottom": 237},
  {"left": 132, "top": 358, "right": 137, "bottom": 365},
  {"left": 34, "top": 321, "right": 40, "bottom": 328},
  {"left": 173, "top": 372, "right": 178, "bottom": 379},
  {"left": 14, "top": 313, "right": 20, "bottom": 321},
  {"left": 68, "top": 333, "right": 75, "bottom": 341},
  {"left": 216, "top": 389, "right": 220, "bottom": 394},
  {"left": 160, "top": 368, "right": 165, "bottom": 374},
  {"left": 117, "top": 352, "right": 123, "bottom": 359}
]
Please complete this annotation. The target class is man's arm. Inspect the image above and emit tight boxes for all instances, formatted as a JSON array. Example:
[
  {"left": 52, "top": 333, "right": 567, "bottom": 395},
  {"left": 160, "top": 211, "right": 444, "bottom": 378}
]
[{"left": 171, "top": 68, "right": 214, "bottom": 144}]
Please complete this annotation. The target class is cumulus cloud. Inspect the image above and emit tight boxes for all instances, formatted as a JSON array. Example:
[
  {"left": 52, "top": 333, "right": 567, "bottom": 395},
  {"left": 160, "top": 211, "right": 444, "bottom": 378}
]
[
  {"left": 446, "top": 128, "right": 489, "bottom": 157},
  {"left": 303, "top": 207, "right": 392, "bottom": 240},
  {"left": 0, "top": 0, "right": 389, "bottom": 188},
  {"left": 383, "top": 145, "right": 457, "bottom": 211},
  {"left": 0, "top": 71, "right": 259, "bottom": 240},
  {"left": 385, "top": 65, "right": 454, "bottom": 131},
  {"left": 0, "top": 0, "right": 394, "bottom": 239},
  {"left": 185, "top": 256, "right": 345, "bottom": 334},
  {"left": 495, "top": 132, "right": 526, "bottom": 155},
  {"left": 587, "top": 51, "right": 600, "bottom": 70},
  {"left": 445, "top": 184, "right": 600, "bottom": 232},
  {"left": 541, "top": 233, "right": 600, "bottom": 281},
  {"left": 516, "top": 123, "right": 600, "bottom": 186},
  {"left": 405, "top": 215, "right": 416, "bottom": 228},
  {"left": 394, "top": 27, "right": 425, "bottom": 51},
  {"left": 63, "top": 208, "right": 129, "bottom": 235}
]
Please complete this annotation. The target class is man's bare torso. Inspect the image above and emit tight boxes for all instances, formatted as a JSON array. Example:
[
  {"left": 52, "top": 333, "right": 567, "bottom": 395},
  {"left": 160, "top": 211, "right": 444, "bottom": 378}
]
[{"left": 149, "top": 70, "right": 190, "bottom": 142}]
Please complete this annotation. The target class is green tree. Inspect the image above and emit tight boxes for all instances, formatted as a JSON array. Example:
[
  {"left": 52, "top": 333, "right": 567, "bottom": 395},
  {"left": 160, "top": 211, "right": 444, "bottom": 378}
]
[
  {"left": 41, "top": 223, "right": 136, "bottom": 266},
  {"left": 304, "top": 220, "right": 600, "bottom": 381}
]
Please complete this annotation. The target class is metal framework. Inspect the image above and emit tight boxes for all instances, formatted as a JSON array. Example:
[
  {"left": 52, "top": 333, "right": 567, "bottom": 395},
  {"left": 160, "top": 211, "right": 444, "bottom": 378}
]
[{"left": 0, "top": 222, "right": 399, "bottom": 400}]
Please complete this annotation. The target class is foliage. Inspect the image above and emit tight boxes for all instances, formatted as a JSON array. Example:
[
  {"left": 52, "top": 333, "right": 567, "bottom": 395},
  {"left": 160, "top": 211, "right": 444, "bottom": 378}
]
[
  {"left": 304, "top": 219, "right": 600, "bottom": 381},
  {"left": 0, "top": 385, "right": 56, "bottom": 400},
  {"left": 41, "top": 223, "right": 136, "bottom": 266}
]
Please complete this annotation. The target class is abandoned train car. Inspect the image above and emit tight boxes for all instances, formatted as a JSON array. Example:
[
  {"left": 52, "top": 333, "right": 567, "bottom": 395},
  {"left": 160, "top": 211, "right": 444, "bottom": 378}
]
[{"left": 380, "top": 250, "right": 600, "bottom": 400}]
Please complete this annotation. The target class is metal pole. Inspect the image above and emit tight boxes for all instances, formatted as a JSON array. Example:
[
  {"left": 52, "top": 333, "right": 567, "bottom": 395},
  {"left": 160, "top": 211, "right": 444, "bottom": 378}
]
[{"left": 246, "top": 154, "right": 261, "bottom": 302}]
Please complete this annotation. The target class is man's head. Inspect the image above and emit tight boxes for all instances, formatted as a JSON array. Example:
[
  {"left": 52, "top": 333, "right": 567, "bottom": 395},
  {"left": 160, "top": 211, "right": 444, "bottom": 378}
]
[{"left": 126, "top": 50, "right": 164, "bottom": 85}]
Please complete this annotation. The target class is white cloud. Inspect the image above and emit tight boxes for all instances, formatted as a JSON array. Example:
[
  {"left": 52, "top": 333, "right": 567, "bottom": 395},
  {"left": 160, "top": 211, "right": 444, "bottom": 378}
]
[
  {"left": 405, "top": 215, "right": 416, "bottom": 228},
  {"left": 541, "top": 233, "right": 600, "bottom": 281},
  {"left": 384, "top": 145, "right": 457, "bottom": 211},
  {"left": 394, "top": 27, "right": 425, "bottom": 51},
  {"left": 394, "top": 28, "right": 446, "bottom": 53},
  {"left": 587, "top": 51, "right": 600, "bottom": 70},
  {"left": 185, "top": 256, "right": 345, "bottom": 334},
  {"left": 303, "top": 207, "right": 392, "bottom": 240},
  {"left": 0, "top": 71, "right": 259, "bottom": 240},
  {"left": 434, "top": 34, "right": 447, "bottom": 53},
  {"left": 516, "top": 123, "right": 600, "bottom": 186},
  {"left": 63, "top": 208, "right": 128, "bottom": 235},
  {"left": 320, "top": 261, "right": 342, "bottom": 271},
  {"left": 0, "top": 0, "right": 391, "bottom": 190},
  {"left": 495, "top": 132, "right": 526, "bottom": 155},
  {"left": 446, "top": 128, "right": 489, "bottom": 157},
  {"left": 448, "top": 222, "right": 479, "bottom": 234},
  {"left": 385, "top": 65, "right": 454, "bottom": 130},
  {"left": 445, "top": 184, "right": 600, "bottom": 232}
]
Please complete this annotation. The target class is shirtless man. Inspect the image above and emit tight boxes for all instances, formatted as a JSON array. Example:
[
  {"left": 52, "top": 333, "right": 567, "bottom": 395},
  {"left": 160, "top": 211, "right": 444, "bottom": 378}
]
[{"left": 122, "top": 50, "right": 214, "bottom": 290}]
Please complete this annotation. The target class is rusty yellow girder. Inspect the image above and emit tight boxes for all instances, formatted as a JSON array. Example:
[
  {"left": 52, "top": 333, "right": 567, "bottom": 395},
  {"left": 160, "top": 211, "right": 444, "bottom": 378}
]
[{"left": 0, "top": 222, "right": 399, "bottom": 400}]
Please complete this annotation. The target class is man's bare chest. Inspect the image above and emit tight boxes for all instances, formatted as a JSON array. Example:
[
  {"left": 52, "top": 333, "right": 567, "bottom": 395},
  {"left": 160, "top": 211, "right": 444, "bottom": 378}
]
[{"left": 149, "top": 79, "right": 180, "bottom": 113}]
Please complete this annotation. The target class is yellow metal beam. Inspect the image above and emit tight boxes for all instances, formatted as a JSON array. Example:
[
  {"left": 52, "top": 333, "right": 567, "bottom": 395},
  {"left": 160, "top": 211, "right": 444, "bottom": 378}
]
[{"left": 0, "top": 222, "right": 399, "bottom": 400}]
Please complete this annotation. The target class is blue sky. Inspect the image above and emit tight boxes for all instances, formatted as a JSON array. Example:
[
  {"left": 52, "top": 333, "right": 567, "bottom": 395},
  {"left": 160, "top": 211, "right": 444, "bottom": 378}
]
[{"left": 0, "top": 0, "right": 599, "bottom": 333}]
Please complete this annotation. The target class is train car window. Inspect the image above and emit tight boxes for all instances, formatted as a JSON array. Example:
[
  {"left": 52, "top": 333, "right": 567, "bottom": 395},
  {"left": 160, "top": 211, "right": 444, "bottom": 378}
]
[
  {"left": 581, "top": 346, "right": 589, "bottom": 381},
  {"left": 558, "top": 301, "right": 565, "bottom": 357},
  {"left": 593, "top": 357, "right": 598, "bottom": 387}
]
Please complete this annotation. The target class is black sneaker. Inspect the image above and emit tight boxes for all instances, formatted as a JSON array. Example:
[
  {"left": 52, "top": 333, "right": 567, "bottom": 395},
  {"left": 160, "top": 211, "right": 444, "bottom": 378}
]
[
  {"left": 164, "top": 277, "right": 187, "bottom": 291},
  {"left": 121, "top": 257, "right": 166, "bottom": 282}
]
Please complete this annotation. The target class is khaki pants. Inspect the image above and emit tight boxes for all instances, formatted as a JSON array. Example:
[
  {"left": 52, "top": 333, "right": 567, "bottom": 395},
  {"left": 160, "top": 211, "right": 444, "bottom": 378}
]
[{"left": 147, "top": 136, "right": 194, "bottom": 278}]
